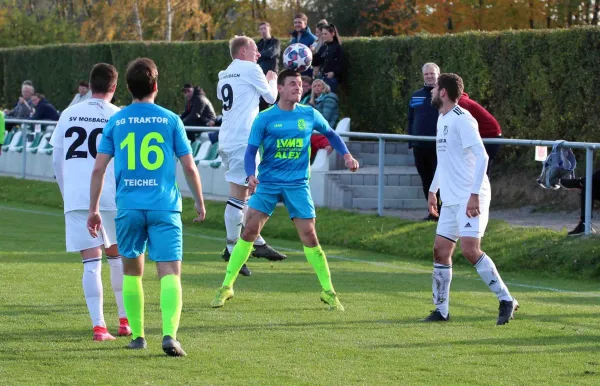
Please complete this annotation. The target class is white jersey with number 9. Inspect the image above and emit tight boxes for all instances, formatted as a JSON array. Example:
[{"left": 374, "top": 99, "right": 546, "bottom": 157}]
[{"left": 216, "top": 59, "right": 277, "bottom": 150}]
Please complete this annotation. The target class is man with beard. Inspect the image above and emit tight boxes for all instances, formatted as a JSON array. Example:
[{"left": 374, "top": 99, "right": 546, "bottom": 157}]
[{"left": 423, "top": 73, "right": 518, "bottom": 325}]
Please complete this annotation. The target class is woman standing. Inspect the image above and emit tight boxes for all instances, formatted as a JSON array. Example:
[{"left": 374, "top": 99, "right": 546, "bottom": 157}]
[{"left": 312, "top": 24, "right": 343, "bottom": 93}]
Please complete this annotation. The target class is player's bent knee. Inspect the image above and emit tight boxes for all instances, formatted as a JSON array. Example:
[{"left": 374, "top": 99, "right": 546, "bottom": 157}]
[
  {"left": 459, "top": 237, "right": 482, "bottom": 263},
  {"left": 105, "top": 244, "right": 119, "bottom": 257},
  {"left": 433, "top": 238, "right": 454, "bottom": 265},
  {"left": 157, "top": 261, "right": 181, "bottom": 278}
]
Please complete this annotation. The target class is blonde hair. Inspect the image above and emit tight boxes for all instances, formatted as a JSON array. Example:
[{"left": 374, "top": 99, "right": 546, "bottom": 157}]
[
  {"left": 229, "top": 36, "right": 254, "bottom": 59},
  {"left": 309, "top": 79, "right": 331, "bottom": 105}
]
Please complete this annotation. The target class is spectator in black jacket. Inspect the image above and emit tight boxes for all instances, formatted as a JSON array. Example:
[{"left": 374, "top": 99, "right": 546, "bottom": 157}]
[
  {"left": 257, "top": 22, "right": 280, "bottom": 74},
  {"left": 181, "top": 83, "right": 217, "bottom": 142},
  {"left": 257, "top": 22, "right": 280, "bottom": 111},
  {"left": 408, "top": 62, "right": 440, "bottom": 221},
  {"left": 30, "top": 93, "right": 60, "bottom": 121},
  {"left": 312, "top": 24, "right": 343, "bottom": 93}
]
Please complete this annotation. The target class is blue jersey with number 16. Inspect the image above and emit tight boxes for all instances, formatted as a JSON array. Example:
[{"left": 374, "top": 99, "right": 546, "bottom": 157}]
[{"left": 98, "top": 102, "right": 192, "bottom": 212}]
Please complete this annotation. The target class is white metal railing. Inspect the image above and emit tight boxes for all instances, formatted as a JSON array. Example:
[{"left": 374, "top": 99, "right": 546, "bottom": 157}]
[{"left": 5, "top": 118, "right": 599, "bottom": 235}]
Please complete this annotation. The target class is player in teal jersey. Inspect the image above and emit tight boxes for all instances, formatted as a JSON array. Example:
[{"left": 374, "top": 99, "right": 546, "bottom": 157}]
[
  {"left": 87, "top": 58, "right": 206, "bottom": 356},
  {"left": 211, "top": 69, "right": 359, "bottom": 310}
]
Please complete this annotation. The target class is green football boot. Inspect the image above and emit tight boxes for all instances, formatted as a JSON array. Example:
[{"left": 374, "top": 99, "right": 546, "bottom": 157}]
[
  {"left": 210, "top": 286, "right": 234, "bottom": 308},
  {"left": 320, "top": 290, "right": 345, "bottom": 311}
]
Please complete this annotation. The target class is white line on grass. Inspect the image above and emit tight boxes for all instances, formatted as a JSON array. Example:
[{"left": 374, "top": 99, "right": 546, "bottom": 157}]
[{"left": 2, "top": 204, "right": 599, "bottom": 297}]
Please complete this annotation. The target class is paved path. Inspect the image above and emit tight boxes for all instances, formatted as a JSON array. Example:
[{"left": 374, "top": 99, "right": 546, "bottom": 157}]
[{"left": 355, "top": 207, "right": 596, "bottom": 233}]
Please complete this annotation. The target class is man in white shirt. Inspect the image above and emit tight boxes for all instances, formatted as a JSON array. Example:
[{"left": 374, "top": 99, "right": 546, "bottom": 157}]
[
  {"left": 424, "top": 73, "right": 518, "bottom": 325},
  {"left": 50, "top": 64, "right": 130, "bottom": 341},
  {"left": 68, "top": 81, "right": 92, "bottom": 107},
  {"left": 216, "top": 36, "right": 287, "bottom": 276}
]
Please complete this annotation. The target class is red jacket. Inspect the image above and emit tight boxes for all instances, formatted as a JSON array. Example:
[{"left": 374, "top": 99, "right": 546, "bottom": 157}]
[
  {"left": 458, "top": 93, "right": 502, "bottom": 138},
  {"left": 311, "top": 134, "right": 330, "bottom": 152}
]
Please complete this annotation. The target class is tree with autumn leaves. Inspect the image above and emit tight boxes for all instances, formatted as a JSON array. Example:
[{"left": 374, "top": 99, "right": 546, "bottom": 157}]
[{"left": 1, "top": 0, "right": 599, "bottom": 47}]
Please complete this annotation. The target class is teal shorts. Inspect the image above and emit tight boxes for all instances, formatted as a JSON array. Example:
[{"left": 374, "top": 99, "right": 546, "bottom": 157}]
[
  {"left": 115, "top": 209, "right": 183, "bottom": 262},
  {"left": 248, "top": 183, "right": 316, "bottom": 219}
]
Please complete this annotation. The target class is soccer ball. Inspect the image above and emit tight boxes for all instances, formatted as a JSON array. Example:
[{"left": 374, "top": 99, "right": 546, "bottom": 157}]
[{"left": 283, "top": 43, "right": 313, "bottom": 72}]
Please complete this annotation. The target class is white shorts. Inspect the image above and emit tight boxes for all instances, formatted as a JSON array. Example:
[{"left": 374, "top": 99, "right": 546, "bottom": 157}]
[
  {"left": 219, "top": 146, "right": 259, "bottom": 186},
  {"left": 65, "top": 210, "right": 117, "bottom": 252},
  {"left": 436, "top": 199, "right": 490, "bottom": 241}
]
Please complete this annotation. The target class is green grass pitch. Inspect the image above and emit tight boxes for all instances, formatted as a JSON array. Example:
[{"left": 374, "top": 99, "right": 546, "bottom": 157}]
[{"left": 0, "top": 202, "right": 599, "bottom": 385}]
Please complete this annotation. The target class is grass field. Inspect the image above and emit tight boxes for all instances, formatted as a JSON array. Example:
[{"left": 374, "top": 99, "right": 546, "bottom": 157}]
[{"left": 1, "top": 201, "right": 599, "bottom": 385}]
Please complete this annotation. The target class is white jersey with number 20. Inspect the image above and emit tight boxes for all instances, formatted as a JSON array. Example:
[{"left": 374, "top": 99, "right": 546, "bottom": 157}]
[
  {"left": 217, "top": 59, "right": 277, "bottom": 150},
  {"left": 50, "top": 98, "right": 120, "bottom": 213}
]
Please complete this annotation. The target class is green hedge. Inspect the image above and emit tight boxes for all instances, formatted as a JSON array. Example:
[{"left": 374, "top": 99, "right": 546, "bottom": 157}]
[
  {"left": 342, "top": 27, "right": 600, "bottom": 141},
  {"left": 1, "top": 27, "right": 600, "bottom": 143}
]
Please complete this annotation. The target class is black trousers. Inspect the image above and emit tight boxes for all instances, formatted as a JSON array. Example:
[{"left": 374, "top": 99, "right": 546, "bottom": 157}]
[
  {"left": 484, "top": 142, "right": 500, "bottom": 177},
  {"left": 413, "top": 146, "right": 440, "bottom": 207},
  {"left": 579, "top": 170, "right": 600, "bottom": 221}
]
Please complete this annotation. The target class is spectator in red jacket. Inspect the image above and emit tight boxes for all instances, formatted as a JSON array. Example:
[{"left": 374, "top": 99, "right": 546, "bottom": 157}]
[
  {"left": 310, "top": 133, "right": 332, "bottom": 163},
  {"left": 457, "top": 92, "right": 502, "bottom": 175}
]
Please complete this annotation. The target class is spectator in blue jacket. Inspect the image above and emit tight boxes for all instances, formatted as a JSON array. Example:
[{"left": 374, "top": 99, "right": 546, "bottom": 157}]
[
  {"left": 408, "top": 62, "right": 440, "bottom": 221},
  {"left": 30, "top": 93, "right": 60, "bottom": 121},
  {"left": 289, "top": 13, "right": 317, "bottom": 77},
  {"left": 310, "top": 79, "right": 339, "bottom": 128}
]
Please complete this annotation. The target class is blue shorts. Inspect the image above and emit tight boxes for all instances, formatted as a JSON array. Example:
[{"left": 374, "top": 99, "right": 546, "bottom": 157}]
[
  {"left": 115, "top": 209, "right": 183, "bottom": 262},
  {"left": 248, "top": 183, "right": 316, "bottom": 219}
]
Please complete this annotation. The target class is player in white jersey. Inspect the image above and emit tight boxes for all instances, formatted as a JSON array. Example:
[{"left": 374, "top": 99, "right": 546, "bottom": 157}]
[
  {"left": 423, "top": 73, "right": 518, "bottom": 325},
  {"left": 50, "top": 63, "right": 130, "bottom": 341},
  {"left": 216, "top": 35, "right": 287, "bottom": 276}
]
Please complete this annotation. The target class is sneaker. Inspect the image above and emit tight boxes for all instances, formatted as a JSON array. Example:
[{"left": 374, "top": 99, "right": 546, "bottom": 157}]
[
  {"left": 568, "top": 222, "right": 596, "bottom": 236},
  {"left": 222, "top": 248, "right": 252, "bottom": 276},
  {"left": 239, "top": 264, "right": 251, "bottom": 276},
  {"left": 126, "top": 337, "right": 147, "bottom": 349},
  {"left": 421, "top": 310, "right": 449, "bottom": 322},
  {"left": 211, "top": 286, "right": 234, "bottom": 308},
  {"left": 162, "top": 335, "right": 186, "bottom": 357},
  {"left": 93, "top": 326, "right": 116, "bottom": 341},
  {"left": 497, "top": 299, "right": 519, "bottom": 325},
  {"left": 252, "top": 243, "right": 287, "bottom": 261},
  {"left": 118, "top": 318, "right": 132, "bottom": 337},
  {"left": 320, "top": 290, "right": 345, "bottom": 311},
  {"left": 221, "top": 247, "right": 231, "bottom": 262},
  {"left": 559, "top": 177, "right": 584, "bottom": 190}
]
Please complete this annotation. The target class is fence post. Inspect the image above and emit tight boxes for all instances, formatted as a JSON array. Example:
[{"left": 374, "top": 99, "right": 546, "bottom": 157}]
[
  {"left": 584, "top": 147, "right": 593, "bottom": 235},
  {"left": 378, "top": 138, "right": 385, "bottom": 216},
  {"left": 21, "top": 124, "right": 27, "bottom": 179}
]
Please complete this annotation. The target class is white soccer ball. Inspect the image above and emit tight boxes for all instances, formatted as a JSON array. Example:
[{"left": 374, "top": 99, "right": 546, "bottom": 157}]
[{"left": 282, "top": 43, "right": 313, "bottom": 72}]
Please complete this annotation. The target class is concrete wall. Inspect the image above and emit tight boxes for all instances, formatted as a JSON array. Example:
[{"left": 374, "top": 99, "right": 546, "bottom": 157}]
[{"left": 0, "top": 152, "right": 332, "bottom": 206}]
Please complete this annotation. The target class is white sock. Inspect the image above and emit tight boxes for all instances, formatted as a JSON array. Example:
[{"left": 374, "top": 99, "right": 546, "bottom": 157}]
[
  {"left": 107, "top": 256, "right": 127, "bottom": 318},
  {"left": 475, "top": 253, "right": 513, "bottom": 302},
  {"left": 254, "top": 235, "right": 266, "bottom": 246},
  {"left": 225, "top": 197, "right": 245, "bottom": 253},
  {"left": 82, "top": 258, "right": 105, "bottom": 328},
  {"left": 432, "top": 263, "right": 452, "bottom": 318}
]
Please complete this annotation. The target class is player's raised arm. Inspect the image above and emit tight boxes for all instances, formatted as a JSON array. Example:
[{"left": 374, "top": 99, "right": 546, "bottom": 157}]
[
  {"left": 250, "top": 65, "right": 278, "bottom": 104},
  {"left": 312, "top": 108, "right": 358, "bottom": 172}
]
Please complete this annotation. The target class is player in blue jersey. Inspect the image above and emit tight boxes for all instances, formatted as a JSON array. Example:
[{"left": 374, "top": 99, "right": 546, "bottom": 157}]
[
  {"left": 210, "top": 69, "right": 359, "bottom": 310},
  {"left": 87, "top": 58, "right": 206, "bottom": 356}
]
